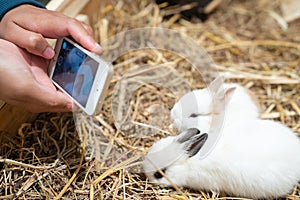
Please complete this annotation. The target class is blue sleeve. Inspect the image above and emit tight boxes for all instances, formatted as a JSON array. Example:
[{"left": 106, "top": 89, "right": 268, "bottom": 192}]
[{"left": 0, "top": 0, "right": 45, "bottom": 20}]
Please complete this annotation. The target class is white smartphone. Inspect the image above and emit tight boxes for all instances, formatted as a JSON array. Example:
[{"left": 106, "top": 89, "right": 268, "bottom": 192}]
[{"left": 48, "top": 37, "right": 113, "bottom": 115}]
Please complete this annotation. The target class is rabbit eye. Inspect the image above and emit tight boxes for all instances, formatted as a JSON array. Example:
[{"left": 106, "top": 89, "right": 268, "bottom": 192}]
[
  {"left": 153, "top": 168, "right": 166, "bottom": 179},
  {"left": 189, "top": 113, "right": 199, "bottom": 118},
  {"left": 190, "top": 113, "right": 211, "bottom": 117}
]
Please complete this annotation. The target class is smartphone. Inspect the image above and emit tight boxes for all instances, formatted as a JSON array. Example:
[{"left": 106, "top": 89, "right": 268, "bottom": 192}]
[{"left": 48, "top": 37, "right": 113, "bottom": 115}]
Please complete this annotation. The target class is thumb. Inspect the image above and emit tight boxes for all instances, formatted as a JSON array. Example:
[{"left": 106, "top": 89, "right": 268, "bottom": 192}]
[{"left": 26, "top": 84, "right": 74, "bottom": 113}]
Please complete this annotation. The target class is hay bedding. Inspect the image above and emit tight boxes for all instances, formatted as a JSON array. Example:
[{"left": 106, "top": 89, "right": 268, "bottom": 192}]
[{"left": 1, "top": 0, "right": 300, "bottom": 199}]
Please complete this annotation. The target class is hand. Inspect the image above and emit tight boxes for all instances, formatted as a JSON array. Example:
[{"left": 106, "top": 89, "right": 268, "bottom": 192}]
[
  {"left": 0, "top": 4, "right": 103, "bottom": 59},
  {"left": 0, "top": 39, "right": 74, "bottom": 113}
]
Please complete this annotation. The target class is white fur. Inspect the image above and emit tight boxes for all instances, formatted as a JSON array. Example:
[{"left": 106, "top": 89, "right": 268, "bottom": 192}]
[
  {"left": 143, "top": 119, "right": 300, "bottom": 199},
  {"left": 171, "top": 83, "right": 261, "bottom": 132},
  {"left": 144, "top": 80, "right": 300, "bottom": 199}
]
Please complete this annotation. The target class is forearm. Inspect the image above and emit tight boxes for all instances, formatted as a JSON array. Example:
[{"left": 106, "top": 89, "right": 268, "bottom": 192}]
[{"left": 0, "top": 0, "right": 44, "bottom": 20}]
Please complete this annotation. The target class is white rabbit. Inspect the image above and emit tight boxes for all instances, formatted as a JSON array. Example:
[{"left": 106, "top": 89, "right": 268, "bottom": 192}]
[
  {"left": 170, "top": 76, "right": 261, "bottom": 132},
  {"left": 143, "top": 119, "right": 300, "bottom": 199},
  {"left": 144, "top": 79, "right": 300, "bottom": 198}
]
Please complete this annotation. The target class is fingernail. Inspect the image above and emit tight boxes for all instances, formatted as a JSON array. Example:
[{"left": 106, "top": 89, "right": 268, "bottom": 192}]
[
  {"left": 92, "top": 43, "right": 103, "bottom": 54},
  {"left": 43, "top": 46, "right": 55, "bottom": 59}
]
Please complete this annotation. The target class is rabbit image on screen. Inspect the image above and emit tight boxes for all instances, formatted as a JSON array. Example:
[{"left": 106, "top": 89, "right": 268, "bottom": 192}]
[
  {"left": 170, "top": 77, "right": 261, "bottom": 132},
  {"left": 143, "top": 77, "right": 300, "bottom": 199}
]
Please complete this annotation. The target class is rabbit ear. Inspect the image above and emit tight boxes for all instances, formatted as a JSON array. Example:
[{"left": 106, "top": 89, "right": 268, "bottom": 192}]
[
  {"left": 225, "top": 87, "right": 236, "bottom": 101},
  {"left": 208, "top": 76, "right": 223, "bottom": 93},
  {"left": 216, "top": 86, "right": 236, "bottom": 105},
  {"left": 182, "top": 130, "right": 208, "bottom": 157},
  {"left": 177, "top": 128, "right": 200, "bottom": 143}
]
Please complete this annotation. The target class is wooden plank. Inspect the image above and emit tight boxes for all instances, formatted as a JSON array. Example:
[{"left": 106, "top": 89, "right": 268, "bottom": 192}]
[
  {"left": 0, "top": 105, "right": 36, "bottom": 135},
  {"left": 0, "top": 0, "right": 111, "bottom": 143},
  {"left": 46, "top": 0, "right": 90, "bottom": 17},
  {"left": 80, "top": 0, "right": 102, "bottom": 18}
]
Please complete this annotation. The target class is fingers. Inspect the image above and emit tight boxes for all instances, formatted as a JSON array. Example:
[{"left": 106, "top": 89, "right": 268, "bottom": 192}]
[
  {"left": 30, "top": 62, "right": 56, "bottom": 89},
  {"left": 13, "top": 81, "right": 74, "bottom": 113},
  {"left": 22, "top": 6, "right": 103, "bottom": 54},
  {"left": 2, "top": 77, "right": 74, "bottom": 113},
  {"left": 0, "top": 5, "right": 103, "bottom": 113},
  {"left": 26, "top": 58, "right": 74, "bottom": 112},
  {"left": 81, "top": 22, "right": 93, "bottom": 36},
  {"left": 32, "top": 14, "right": 102, "bottom": 54},
  {"left": 0, "top": 40, "right": 73, "bottom": 113},
  {"left": 0, "top": 5, "right": 102, "bottom": 59},
  {"left": 3, "top": 22, "right": 55, "bottom": 59},
  {"left": 29, "top": 85, "right": 74, "bottom": 113},
  {"left": 64, "top": 19, "right": 103, "bottom": 54}
]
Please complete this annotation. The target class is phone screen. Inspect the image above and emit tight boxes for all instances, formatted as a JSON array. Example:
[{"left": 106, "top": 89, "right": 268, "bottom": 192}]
[{"left": 52, "top": 39, "right": 99, "bottom": 107}]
